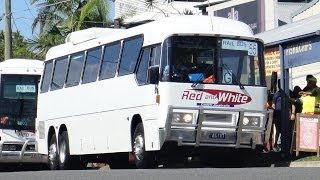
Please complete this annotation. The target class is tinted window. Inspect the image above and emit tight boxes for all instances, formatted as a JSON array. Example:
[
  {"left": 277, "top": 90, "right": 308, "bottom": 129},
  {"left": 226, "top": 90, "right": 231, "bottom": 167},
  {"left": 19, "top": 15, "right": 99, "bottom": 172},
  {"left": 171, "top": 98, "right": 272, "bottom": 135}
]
[
  {"left": 99, "top": 42, "right": 121, "bottom": 80},
  {"left": 51, "top": 57, "right": 69, "bottom": 91},
  {"left": 136, "top": 49, "right": 150, "bottom": 85},
  {"left": 66, "top": 53, "right": 85, "bottom": 87},
  {"left": 83, "top": 48, "right": 102, "bottom": 84},
  {"left": 118, "top": 36, "right": 143, "bottom": 76},
  {"left": 150, "top": 45, "right": 161, "bottom": 66},
  {"left": 0, "top": 74, "right": 39, "bottom": 130},
  {"left": 161, "top": 39, "right": 169, "bottom": 81},
  {"left": 41, "top": 60, "right": 53, "bottom": 93}
]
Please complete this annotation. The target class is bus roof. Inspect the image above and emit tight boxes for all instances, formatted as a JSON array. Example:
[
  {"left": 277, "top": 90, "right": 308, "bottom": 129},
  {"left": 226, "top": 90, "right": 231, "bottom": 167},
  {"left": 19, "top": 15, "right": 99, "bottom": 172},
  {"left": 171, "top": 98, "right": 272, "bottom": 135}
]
[
  {"left": 0, "top": 59, "right": 44, "bottom": 75},
  {"left": 46, "top": 15, "right": 255, "bottom": 61}
]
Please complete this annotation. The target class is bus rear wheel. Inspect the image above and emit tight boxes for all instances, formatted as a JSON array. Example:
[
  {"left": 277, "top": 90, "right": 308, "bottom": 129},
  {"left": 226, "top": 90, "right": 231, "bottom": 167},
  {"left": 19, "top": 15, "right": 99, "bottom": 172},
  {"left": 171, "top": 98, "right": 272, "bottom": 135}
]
[
  {"left": 58, "top": 131, "right": 71, "bottom": 170},
  {"left": 48, "top": 134, "right": 58, "bottom": 170},
  {"left": 132, "top": 123, "right": 157, "bottom": 169},
  {"left": 58, "top": 131, "right": 86, "bottom": 170}
]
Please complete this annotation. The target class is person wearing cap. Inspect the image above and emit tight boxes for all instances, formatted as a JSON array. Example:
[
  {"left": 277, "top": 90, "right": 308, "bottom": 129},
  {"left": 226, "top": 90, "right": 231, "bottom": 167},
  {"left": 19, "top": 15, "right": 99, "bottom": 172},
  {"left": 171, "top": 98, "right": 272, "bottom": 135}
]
[
  {"left": 302, "top": 74, "right": 315, "bottom": 92},
  {"left": 299, "top": 75, "right": 319, "bottom": 96},
  {"left": 298, "top": 75, "right": 320, "bottom": 114}
]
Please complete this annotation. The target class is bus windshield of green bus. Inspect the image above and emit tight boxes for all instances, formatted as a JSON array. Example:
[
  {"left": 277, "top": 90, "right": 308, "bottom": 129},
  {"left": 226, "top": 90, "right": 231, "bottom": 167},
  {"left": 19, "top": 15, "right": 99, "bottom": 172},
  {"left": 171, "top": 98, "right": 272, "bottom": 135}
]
[
  {"left": 161, "top": 36, "right": 265, "bottom": 87},
  {"left": 0, "top": 74, "right": 40, "bottom": 130}
]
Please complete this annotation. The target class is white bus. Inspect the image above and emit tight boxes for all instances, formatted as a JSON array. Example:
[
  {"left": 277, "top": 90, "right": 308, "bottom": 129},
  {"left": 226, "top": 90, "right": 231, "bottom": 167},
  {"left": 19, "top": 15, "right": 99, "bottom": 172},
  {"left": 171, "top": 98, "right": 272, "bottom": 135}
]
[
  {"left": 0, "top": 59, "right": 45, "bottom": 167},
  {"left": 36, "top": 15, "right": 272, "bottom": 169}
]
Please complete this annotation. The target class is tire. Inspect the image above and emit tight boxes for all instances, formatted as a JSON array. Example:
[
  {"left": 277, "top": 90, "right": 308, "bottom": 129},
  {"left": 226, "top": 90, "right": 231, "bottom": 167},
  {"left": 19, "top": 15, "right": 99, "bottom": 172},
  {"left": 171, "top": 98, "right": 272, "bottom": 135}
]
[
  {"left": 48, "top": 134, "right": 59, "bottom": 170},
  {"left": 58, "top": 131, "right": 71, "bottom": 170},
  {"left": 132, "top": 123, "right": 157, "bottom": 169},
  {"left": 58, "top": 131, "right": 86, "bottom": 170}
]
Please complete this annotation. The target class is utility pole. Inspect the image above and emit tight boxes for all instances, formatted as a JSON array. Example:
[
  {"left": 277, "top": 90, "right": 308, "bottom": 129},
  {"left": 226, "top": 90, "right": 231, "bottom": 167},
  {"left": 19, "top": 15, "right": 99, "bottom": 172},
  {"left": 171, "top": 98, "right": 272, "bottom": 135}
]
[{"left": 4, "top": 0, "right": 12, "bottom": 60}]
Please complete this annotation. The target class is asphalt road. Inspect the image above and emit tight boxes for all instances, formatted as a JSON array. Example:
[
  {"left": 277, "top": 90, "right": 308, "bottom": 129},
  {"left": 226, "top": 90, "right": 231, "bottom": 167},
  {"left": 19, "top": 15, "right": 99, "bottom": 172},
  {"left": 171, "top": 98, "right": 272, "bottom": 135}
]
[
  {"left": 1, "top": 151, "right": 319, "bottom": 180},
  {"left": 1, "top": 167, "right": 320, "bottom": 180}
]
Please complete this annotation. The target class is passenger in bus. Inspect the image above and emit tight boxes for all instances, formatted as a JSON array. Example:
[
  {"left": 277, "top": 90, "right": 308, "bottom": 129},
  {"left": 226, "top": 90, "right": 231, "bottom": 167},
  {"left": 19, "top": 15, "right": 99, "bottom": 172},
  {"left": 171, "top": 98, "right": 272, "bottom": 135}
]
[
  {"left": 0, "top": 116, "right": 9, "bottom": 125},
  {"left": 203, "top": 74, "right": 215, "bottom": 83}
]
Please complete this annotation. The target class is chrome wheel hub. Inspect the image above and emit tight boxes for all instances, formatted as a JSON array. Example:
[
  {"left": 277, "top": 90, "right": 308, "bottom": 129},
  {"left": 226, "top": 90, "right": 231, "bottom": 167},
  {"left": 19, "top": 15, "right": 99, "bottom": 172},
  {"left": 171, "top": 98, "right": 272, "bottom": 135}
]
[
  {"left": 49, "top": 142, "right": 57, "bottom": 163},
  {"left": 133, "top": 135, "right": 144, "bottom": 161}
]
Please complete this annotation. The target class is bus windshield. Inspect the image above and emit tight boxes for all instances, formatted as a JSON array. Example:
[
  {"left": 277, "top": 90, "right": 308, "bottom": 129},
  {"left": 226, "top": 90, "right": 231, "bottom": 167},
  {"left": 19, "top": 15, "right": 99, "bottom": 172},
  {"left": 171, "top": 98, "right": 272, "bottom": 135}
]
[
  {"left": 0, "top": 74, "right": 40, "bottom": 130},
  {"left": 161, "top": 36, "right": 265, "bottom": 86}
]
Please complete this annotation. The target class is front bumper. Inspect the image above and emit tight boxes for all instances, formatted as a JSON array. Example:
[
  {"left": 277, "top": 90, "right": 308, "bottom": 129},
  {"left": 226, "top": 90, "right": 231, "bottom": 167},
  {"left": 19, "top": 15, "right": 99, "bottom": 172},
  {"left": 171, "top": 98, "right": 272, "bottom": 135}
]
[
  {"left": 0, "top": 140, "right": 47, "bottom": 163},
  {"left": 163, "top": 106, "right": 273, "bottom": 149}
]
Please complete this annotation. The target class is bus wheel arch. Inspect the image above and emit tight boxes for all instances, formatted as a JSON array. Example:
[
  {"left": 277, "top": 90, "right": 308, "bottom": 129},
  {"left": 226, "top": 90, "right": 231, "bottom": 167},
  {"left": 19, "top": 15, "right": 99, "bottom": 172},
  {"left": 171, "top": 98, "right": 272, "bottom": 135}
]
[
  {"left": 131, "top": 114, "right": 142, "bottom": 139},
  {"left": 58, "top": 124, "right": 68, "bottom": 135},
  {"left": 47, "top": 126, "right": 58, "bottom": 170}
]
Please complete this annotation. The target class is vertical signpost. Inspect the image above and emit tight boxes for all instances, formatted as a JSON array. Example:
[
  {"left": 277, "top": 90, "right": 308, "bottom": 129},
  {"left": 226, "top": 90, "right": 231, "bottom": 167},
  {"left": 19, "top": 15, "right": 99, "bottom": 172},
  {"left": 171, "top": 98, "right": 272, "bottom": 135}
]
[{"left": 295, "top": 114, "right": 320, "bottom": 157}]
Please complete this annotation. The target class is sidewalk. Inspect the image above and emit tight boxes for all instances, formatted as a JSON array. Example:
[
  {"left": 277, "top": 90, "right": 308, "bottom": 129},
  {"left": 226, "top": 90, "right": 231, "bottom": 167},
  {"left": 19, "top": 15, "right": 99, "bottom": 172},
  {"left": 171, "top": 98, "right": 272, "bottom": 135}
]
[{"left": 289, "top": 161, "right": 320, "bottom": 167}]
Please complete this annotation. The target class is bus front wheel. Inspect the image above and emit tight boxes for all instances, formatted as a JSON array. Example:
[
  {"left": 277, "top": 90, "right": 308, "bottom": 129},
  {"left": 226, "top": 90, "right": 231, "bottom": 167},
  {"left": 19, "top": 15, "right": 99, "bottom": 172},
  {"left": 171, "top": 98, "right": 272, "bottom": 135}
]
[
  {"left": 132, "top": 123, "right": 157, "bottom": 169},
  {"left": 48, "top": 134, "right": 58, "bottom": 170}
]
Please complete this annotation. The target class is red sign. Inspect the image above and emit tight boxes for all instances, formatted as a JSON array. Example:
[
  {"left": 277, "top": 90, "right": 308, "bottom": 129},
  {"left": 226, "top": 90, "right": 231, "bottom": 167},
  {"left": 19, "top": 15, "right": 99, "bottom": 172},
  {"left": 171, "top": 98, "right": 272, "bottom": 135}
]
[{"left": 181, "top": 89, "right": 252, "bottom": 105}]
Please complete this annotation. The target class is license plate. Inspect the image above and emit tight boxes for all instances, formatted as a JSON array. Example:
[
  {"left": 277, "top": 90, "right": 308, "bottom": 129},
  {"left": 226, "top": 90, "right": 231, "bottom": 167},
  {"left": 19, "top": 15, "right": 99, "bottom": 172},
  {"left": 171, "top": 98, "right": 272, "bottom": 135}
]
[{"left": 209, "top": 132, "right": 226, "bottom": 140}]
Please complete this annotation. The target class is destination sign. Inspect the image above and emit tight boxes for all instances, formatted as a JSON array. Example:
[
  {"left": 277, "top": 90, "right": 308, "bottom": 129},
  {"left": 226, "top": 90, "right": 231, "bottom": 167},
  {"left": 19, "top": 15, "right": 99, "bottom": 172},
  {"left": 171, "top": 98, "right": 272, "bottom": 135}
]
[
  {"left": 16, "top": 85, "right": 36, "bottom": 93},
  {"left": 221, "top": 39, "right": 258, "bottom": 56}
]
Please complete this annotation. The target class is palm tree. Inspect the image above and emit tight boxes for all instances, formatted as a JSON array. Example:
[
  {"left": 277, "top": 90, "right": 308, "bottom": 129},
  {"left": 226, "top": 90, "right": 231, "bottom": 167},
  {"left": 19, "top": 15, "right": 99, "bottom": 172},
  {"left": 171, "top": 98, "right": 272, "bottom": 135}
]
[
  {"left": 29, "top": 0, "right": 111, "bottom": 58},
  {"left": 144, "top": 0, "right": 195, "bottom": 16}
]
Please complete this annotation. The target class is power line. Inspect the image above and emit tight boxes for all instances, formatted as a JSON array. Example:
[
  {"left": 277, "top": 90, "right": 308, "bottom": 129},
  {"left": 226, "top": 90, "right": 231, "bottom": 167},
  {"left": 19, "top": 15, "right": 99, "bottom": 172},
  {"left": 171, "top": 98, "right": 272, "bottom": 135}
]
[
  {"left": 12, "top": 17, "right": 20, "bottom": 34},
  {"left": 23, "top": 0, "right": 36, "bottom": 19}
]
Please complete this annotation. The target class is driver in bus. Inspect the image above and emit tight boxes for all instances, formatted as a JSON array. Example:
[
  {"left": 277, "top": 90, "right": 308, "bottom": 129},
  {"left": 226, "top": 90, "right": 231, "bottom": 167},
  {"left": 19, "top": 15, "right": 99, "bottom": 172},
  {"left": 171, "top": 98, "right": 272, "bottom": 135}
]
[
  {"left": 0, "top": 116, "right": 9, "bottom": 125},
  {"left": 203, "top": 74, "right": 215, "bottom": 83}
]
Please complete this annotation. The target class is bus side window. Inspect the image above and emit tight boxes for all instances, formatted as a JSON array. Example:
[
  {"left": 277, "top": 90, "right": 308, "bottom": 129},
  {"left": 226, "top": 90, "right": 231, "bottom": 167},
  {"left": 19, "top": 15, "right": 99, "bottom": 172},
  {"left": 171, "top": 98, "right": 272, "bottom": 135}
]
[
  {"left": 161, "top": 40, "right": 169, "bottom": 81},
  {"left": 99, "top": 42, "right": 121, "bottom": 80},
  {"left": 51, "top": 57, "right": 69, "bottom": 91},
  {"left": 66, "top": 52, "right": 85, "bottom": 87},
  {"left": 40, "top": 60, "right": 54, "bottom": 93},
  {"left": 150, "top": 45, "right": 161, "bottom": 66},
  {"left": 136, "top": 48, "right": 150, "bottom": 85},
  {"left": 118, "top": 35, "right": 143, "bottom": 76},
  {"left": 82, "top": 47, "right": 102, "bottom": 84}
]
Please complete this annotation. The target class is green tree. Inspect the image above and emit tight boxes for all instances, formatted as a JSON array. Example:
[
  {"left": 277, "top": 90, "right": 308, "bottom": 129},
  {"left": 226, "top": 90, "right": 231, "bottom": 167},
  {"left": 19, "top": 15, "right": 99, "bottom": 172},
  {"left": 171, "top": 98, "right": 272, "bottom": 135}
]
[
  {"left": 29, "top": 0, "right": 111, "bottom": 57},
  {"left": 0, "top": 31, "right": 37, "bottom": 61},
  {"left": 144, "top": 0, "right": 196, "bottom": 15}
]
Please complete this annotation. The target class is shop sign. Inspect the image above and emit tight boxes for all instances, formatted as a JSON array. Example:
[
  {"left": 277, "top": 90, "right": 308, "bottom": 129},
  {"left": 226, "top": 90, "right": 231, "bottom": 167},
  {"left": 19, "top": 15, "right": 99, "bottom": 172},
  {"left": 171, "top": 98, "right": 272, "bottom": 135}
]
[
  {"left": 264, "top": 47, "right": 280, "bottom": 76},
  {"left": 284, "top": 36, "right": 320, "bottom": 68}
]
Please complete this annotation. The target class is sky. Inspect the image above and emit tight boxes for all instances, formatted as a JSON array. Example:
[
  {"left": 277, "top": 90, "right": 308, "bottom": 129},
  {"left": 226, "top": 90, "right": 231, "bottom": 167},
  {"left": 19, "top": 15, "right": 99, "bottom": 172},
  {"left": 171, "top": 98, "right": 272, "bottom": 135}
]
[{"left": 0, "top": 0, "right": 115, "bottom": 39}]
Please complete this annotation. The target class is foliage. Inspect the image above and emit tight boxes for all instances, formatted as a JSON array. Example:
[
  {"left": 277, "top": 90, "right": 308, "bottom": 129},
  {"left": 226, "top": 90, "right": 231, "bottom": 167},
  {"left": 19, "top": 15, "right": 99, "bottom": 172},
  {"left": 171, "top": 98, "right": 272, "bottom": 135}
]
[
  {"left": 29, "top": 0, "right": 111, "bottom": 57},
  {"left": 0, "top": 31, "right": 37, "bottom": 61},
  {"left": 182, "top": 9, "right": 194, "bottom": 15}
]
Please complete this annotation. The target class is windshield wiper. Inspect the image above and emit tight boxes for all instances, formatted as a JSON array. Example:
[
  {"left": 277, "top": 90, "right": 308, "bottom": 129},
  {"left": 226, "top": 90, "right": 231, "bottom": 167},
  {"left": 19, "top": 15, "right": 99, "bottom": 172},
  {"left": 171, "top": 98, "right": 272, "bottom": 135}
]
[
  {"left": 191, "top": 65, "right": 213, "bottom": 87},
  {"left": 221, "top": 64, "right": 244, "bottom": 90}
]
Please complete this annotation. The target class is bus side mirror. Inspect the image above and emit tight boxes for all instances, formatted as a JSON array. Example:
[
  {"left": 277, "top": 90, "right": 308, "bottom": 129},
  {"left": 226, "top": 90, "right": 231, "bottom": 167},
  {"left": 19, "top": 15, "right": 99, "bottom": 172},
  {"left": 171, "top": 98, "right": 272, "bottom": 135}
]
[{"left": 149, "top": 66, "right": 159, "bottom": 84}]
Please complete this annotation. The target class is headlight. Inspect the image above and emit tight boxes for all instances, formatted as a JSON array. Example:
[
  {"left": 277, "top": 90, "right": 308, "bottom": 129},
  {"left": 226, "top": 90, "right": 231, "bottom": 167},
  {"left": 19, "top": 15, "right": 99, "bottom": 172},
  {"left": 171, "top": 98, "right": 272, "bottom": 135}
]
[
  {"left": 243, "top": 117, "right": 250, "bottom": 125},
  {"left": 243, "top": 116, "right": 261, "bottom": 127},
  {"left": 172, "top": 113, "right": 194, "bottom": 124},
  {"left": 173, "top": 113, "right": 182, "bottom": 123},
  {"left": 183, "top": 114, "right": 193, "bottom": 123},
  {"left": 251, "top": 117, "right": 260, "bottom": 126}
]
